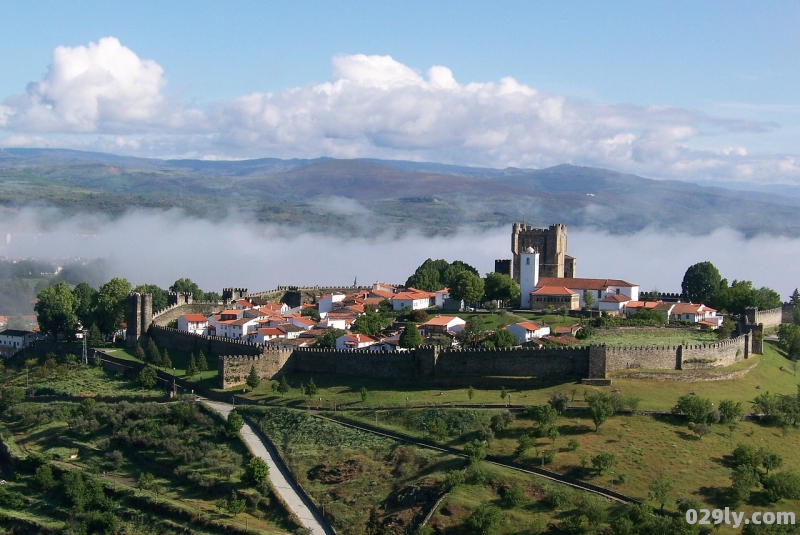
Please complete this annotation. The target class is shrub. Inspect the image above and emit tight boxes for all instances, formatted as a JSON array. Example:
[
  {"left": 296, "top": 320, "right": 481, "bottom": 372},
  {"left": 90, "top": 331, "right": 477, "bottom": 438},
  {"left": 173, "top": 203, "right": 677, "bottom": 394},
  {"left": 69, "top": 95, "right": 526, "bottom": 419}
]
[
  {"left": 246, "top": 457, "right": 270, "bottom": 486},
  {"left": 465, "top": 502, "right": 502, "bottom": 535},
  {"left": 591, "top": 452, "right": 617, "bottom": 474},
  {"left": 544, "top": 486, "right": 572, "bottom": 509}
]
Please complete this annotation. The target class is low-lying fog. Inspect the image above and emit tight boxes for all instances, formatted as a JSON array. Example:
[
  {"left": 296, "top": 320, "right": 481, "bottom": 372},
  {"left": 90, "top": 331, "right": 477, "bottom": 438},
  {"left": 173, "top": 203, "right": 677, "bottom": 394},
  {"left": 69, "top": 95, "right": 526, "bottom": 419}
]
[{"left": 1, "top": 208, "right": 798, "bottom": 298}]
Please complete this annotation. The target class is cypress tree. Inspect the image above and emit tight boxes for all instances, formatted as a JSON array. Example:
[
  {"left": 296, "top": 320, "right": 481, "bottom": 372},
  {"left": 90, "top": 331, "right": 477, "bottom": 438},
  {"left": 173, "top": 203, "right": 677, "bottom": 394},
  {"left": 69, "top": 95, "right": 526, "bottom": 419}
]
[
  {"left": 246, "top": 365, "right": 260, "bottom": 389},
  {"left": 196, "top": 350, "right": 208, "bottom": 372}
]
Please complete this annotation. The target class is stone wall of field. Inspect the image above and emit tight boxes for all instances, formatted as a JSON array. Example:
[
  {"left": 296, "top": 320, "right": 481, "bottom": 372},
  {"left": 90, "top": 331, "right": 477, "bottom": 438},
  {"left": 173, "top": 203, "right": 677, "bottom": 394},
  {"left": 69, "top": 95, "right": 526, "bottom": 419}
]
[
  {"left": 680, "top": 334, "right": 749, "bottom": 368},
  {"left": 604, "top": 334, "right": 749, "bottom": 372},
  {"left": 219, "top": 349, "right": 294, "bottom": 388}
]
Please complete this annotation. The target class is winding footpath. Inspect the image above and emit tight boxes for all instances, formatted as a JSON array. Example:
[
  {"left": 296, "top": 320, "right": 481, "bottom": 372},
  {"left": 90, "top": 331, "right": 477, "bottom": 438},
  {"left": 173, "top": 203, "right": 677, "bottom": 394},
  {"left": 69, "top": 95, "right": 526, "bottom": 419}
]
[{"left": 201, "top": 400, "right": 334, "bottom": 535}]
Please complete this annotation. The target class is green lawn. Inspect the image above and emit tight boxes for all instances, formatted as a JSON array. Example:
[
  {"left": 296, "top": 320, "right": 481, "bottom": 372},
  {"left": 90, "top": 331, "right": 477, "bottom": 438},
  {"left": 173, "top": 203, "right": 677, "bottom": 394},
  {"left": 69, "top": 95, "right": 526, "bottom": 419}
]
[{"left": 586, "top": 327, "right": 719, "bottom": 347}]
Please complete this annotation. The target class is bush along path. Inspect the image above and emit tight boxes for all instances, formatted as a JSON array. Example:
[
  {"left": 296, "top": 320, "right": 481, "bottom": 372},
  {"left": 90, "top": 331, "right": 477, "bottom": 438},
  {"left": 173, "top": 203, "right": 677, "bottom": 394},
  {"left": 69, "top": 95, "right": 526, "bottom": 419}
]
[{"left": 201, "top": 400, "right": 335, "bottom": 535}]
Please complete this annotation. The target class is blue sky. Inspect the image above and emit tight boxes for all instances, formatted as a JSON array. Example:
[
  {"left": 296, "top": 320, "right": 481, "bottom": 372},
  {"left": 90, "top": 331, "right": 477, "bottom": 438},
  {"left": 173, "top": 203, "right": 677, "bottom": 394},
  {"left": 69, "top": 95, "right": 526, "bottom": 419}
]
[{"left": 1, "top": 1, "right": 798, "bottom": 183}]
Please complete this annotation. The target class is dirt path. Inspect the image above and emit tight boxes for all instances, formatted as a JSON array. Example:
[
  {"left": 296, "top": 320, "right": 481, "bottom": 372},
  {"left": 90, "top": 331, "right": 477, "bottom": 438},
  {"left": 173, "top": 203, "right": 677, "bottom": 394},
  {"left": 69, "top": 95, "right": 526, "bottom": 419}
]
[{"left": 201, "top": 400, "right": 334, "bottom": 535}]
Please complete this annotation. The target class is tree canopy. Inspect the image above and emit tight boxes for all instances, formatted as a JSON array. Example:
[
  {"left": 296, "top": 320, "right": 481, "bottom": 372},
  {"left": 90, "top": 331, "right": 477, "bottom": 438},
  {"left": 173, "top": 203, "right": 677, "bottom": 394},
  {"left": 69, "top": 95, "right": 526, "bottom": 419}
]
[
  {"left": 681, "top": 261, "right": 721, "bottom": 304},
  {"left": 133, "top": 284, "right": 169, "bottom": 311},
  {"left": 399, "top": 323, "right": 424, "bottom": 348},
  {"left": 35, "top": 282, "right": 78, "bottom": 340},
  {"left": 449, "top": 271, "right": 485, "bottom": 304},
  {"left": 482, "top": 272, "right": 520, "bottom": 306},
  {"left": 94, "top": 277, "right": 132, "bottom": 335},
  {"left": 314, "top": 328, "right": 346, "bottom": 348},
  {"left": 405, "top": 259, "right": 479, "bottom": 292},
  {"left": 169, "top": 278, "right": 220, "bottom": 302}
]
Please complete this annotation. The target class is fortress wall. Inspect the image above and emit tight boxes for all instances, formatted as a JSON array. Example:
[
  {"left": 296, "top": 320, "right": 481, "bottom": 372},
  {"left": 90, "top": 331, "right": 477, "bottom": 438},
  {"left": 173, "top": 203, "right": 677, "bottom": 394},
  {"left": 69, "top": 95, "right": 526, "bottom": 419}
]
[
  {"left": 681, "top": 334, "right": 748, "bottom": 369},
  {"left": 292, "top": 348, "right": 419, "bottom": 381},
  {"left": 220, "top": 349, "right": 294, "bottom": 389},
  {"left": 149, "top": 325, "right": 263, "bottom": 357},
  {"left": 782, "top": 303, "right": 796, "bottom": 324},
  {"left": 604, "top": 345, "right": 680, "bottom": 372},
  {"left": 755, "top": 307, "right": 783, "bottom": 328},
  {"left": 434, "top": 346, "right": 590, "bottom": 378},
  {"left": 151, "top": 302, "right": 225, "bottom": 326}
]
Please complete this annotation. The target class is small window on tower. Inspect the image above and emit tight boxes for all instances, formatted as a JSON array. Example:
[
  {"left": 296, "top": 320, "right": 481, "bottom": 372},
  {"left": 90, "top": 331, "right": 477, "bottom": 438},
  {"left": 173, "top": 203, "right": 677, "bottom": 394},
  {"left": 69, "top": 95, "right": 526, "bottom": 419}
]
[{"left": 526, "top": 258, "right": 530, "bottom": 265}]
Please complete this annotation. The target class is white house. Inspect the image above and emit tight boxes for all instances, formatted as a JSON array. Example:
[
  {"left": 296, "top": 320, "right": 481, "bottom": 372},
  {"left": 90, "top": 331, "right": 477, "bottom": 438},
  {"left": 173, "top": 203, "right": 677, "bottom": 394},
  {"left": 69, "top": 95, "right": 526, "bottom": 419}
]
[
  {"left": 0, "top": 329, "right": 39, "bottom": 353},
  {"left": 670, "top": 303, "right": 722, "bottom": 327},
  {"left": 317, "top": 293, "right": 346, "bottom": 314},
  {"left": 246, "top": 327, "right": 287, "bottom": 344},
  {"left": 536, "top": 277, "right": 639, "bottom": 308},
  {"left": 390, "top": 289, "right": 435, "bottom": 311},
  {"left": 335, "top": 333, "right": 377, "bottom": 350},
  {"left": 597, "top": 294, "right": 632, "bottom": 314},
  {"left": 177, "top": 314, "right": 209, "bottom": 335},
  {"left": 216, "top": 316, "right": 259, "bottom": 339},
  {"left": 285, "top": 315, "right": 317, "bottom": 330},
  {"left": 434, "top": 289, "right": 450, "bottom": 308},
  {"left": 421, "top": 315, "right": 466, "bottom": 336},
  {"left": 505, "top": 322, "right": 551, "bottom": 344}
]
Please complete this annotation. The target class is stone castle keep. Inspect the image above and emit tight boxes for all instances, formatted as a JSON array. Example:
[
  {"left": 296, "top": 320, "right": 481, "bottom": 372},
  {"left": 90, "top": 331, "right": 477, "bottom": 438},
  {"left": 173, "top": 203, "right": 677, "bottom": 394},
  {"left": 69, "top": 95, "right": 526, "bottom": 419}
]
[
  {"left": 126, "top": 290, "right": 759, "bottom": 389},
  {"left": 495, "top": 223, "right": 576, "bottom": 282}
]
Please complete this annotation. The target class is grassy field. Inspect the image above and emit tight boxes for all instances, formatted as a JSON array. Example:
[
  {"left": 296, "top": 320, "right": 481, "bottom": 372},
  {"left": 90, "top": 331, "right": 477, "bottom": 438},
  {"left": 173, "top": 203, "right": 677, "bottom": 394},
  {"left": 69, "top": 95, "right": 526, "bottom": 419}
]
[{"left": 103, "top": 347, "right": 219, "bottom": 384}]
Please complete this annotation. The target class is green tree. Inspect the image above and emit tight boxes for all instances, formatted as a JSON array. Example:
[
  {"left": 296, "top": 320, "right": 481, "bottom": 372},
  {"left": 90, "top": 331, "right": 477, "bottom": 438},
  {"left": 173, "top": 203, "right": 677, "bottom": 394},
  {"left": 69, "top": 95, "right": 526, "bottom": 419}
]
[
  {"left": 94, "top": 277, "right": 132, "bottom": 337},
  {"left": 449, "top": 271, "right": 485, "bottom": 305},
  {"left": 405, "top": 259, "right": 479, "bottom": 292},
  {"left": 526, "top": 404, "right": 558, "bottom": 428},
  {"left": 137, "top": 365, "right": 157, "bottom": 389},
  {"left": 161, "top": 348, "right": 172, "bottom": 369},
  {"left": 681, "top": 261, "right": 722, "bottom": 304},
  {"left": 301, "top": 307, "right": 321, "bottom": 321},
  {"left": 169, "top": 278, "right": 206, "bottom": 301},
  {"left": 196, "top": 350, "right": 208, "bottom": 372},
  {"left": 352, "top": 308, "right": 391, "bottom": 336},
  {"left": 588, "top": 395, "right": 615, "bottom": 431},
  {"left": 277, "top": 376, "right": 290, "bottom": 396},
  {"left": 226, "top": 491, "right": 246, "bottom": 516},
  {"left": 360, "top": 386, "right": 368, "bottom": 403},
  {"left": 459, "top": 316, "right": 486, "bottom": 348},
  {"left": 791, "top": 288, "right": 800, "bottom": 305},
  {"left": 186, "top": 354, "right": 198, "bottom": 378},
  {"left": 485, "top": 328, "right": 517, "bottom": 348},
  {"left": 468, "top": 385, "right": 475, "bottom": 401},
  {"left": 464, "top": 439, "right": 487, "bottom": 465},
  {"left": 548, "top": 392, "right": 570, "bottom": 414},
  {"left": 245, "top": 457, "right": 270, "bottom": 486},
  {"left": 72, "top": 282, "right": 97, "bottom": 328},
  {"left": 146, "top": 338, "right": 162, "bottom": 366},
  {"left": 33, "top": 464, "right": 55, "bottom": 491},
  {"left": 35, "top": 281, "right": 78, "bottom": 340},
  {"left": 399, "top": 323, "right": 423, "bottom": 348},
  {"left": 583, "top": 289, "right": 595, "bottom": 309},
  {"left": 226, "top": 410, "right": 244, "bottom": 437},
  {"left": 136, "top": 472, "right": 156, "bottom": 490},
  {"left": 314, "top": 328, "right": 346, "bottom": 348},
  {"left": 246, "top": 365, "right": 260, "bottom": 389},
  {"left": 503, "top": 485, "right": 526, "bottom": 508},
  {"left": 761, "top": 471, "right": 800, "bottom": 502},
  {"left": 672, "top": 394, "right": 713, "bottom": 424},
  {"left": 761, "top": 452, "right": 783, "bottom": 475},
  {"left": 591, "top": 452, "right": 617, "bottom": 474},
  {"left": 483, "top": 272, "right": 520, "bottom": 306},
  {"left": 464, "top": 502, "right": 502, "bottom": 535},
  {"left": 718, "top": 399, "right": 743, "bottom": 423},
  {"left": 305, "top": 377, "right": 318, "bottom": 397},
  {"left": 648, "top": 475, "right": 672, "bottom": 512},
  {"left": 87, "top": 324, "right": 103, "bottom": 346}
]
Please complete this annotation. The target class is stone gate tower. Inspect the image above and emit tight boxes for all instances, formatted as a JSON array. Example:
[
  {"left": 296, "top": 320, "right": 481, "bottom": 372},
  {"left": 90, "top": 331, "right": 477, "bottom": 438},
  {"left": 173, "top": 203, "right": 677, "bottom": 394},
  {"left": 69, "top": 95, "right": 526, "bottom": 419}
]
[{"left": 126, "top": 293, "right": 152, "bottom": 348}]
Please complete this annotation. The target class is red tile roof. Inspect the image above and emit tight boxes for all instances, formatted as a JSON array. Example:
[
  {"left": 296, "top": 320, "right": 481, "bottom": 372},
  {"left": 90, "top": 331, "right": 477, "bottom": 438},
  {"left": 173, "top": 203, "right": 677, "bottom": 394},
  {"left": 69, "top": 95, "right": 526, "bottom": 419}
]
[
  {"left": 181, "top": 314, "right": 208, "bottom": 322},
  {"left": 599, "top": 294, "right": 631, "bottom": 303},
  {"left": 514, "top": 321, "right": 544, "bottom": 331},
  {"left": 537, "top": 277, "right": 638, "bottom": 290},
  {"left": 423, "top": 315, "right": 464, "bottom": 326},
  {"left": 531, "top": 286, "right": 577, "bottom": 296}
]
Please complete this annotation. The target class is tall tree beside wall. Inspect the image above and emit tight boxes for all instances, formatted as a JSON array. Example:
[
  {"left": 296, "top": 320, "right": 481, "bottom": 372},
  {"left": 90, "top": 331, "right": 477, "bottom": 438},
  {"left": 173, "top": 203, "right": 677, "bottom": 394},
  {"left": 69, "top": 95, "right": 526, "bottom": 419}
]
[{"left": 35, "top": 281, "right": 78, "bottom": 340}]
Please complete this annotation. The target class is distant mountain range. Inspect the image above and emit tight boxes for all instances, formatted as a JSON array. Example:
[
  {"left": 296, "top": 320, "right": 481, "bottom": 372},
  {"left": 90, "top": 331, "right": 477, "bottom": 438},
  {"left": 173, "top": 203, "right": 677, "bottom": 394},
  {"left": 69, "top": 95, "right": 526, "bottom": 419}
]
[{"left": 1, "top": 147, "right": 799, "bottom": 237}]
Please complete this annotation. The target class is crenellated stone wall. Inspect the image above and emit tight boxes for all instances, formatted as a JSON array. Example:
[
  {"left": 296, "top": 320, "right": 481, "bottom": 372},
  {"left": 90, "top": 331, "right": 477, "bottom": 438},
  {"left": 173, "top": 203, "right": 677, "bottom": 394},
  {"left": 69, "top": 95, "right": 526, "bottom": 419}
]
[
  {"left": 151, "top": 302, "right": 225, "bottom": 326},
  {"left": 434, "top": 346, "right": 590, "bottom": 378}
]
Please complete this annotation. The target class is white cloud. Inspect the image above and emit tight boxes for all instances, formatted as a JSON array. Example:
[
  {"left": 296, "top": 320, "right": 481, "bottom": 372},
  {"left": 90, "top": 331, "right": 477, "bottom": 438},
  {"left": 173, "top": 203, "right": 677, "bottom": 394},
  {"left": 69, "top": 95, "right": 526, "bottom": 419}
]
[
  {"left": 1, "top": 207, "right": 798, "bottom": 299},
  {"left": 1, "top": 40, "right": 799, "bottom": 184}
]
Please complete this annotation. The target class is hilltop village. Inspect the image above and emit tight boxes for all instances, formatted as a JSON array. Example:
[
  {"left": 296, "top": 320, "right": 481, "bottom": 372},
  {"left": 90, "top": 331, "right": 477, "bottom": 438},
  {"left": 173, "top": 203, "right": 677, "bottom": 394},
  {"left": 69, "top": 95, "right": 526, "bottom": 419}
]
[
  {"left": 108, "top": 222, "right": 794, "bottom": 392},
  {"left": 166, "top": 223, "right": 724, "bottom": 354}
]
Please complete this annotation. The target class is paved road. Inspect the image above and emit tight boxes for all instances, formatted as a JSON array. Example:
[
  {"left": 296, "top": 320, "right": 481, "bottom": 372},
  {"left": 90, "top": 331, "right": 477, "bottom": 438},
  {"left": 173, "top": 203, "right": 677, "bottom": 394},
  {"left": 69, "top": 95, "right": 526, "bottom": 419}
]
[{"left": 202, "top": 400, "right": 333, "bottom": 535}]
